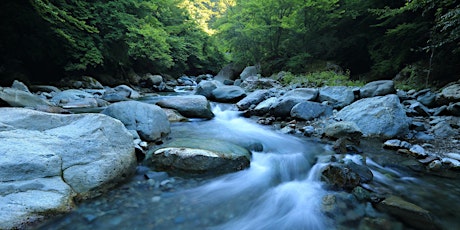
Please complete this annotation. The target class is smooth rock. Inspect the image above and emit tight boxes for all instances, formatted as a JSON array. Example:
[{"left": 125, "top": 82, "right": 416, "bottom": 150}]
[
  {"left": 318, "top": 86, "right": 355, "bottom": 109},
  {"left": 211, "top": 85, "right": 246, "bottom": 103},
  {"left": 447, "top": 102, "right": 460, "bottom": 116},
  {"left": 239, "top": 66, "right": 258, "bottom": 80},
  {"left": 156, "top": 95, "right": 214, "bottom": 119},
  {"left": 335, "top": 95, "right": 411, "bottom": 138},
  {"left": 291, "top": 101, "right": 333, "bottom": 121},
  {"left": 253, "top": 97, "right": 277, "bottom": 116},
  {"left": 0, "top": 108, "right": 136, "bottom": 229},
  {"left": 0, "top": 87, "right": 52, "bottom": 107},
  {"left": 321, "top": 163, "right": 361, "bottom": 190},
  {"left": 416, "top": 90, "right": 436, "bottom": 107},
  {"left": 436, "top": 82, "right": 460, "bottom": 105},
  {"left": 102, "top": 101, "right": 170, "bottom": 142},
  {"left": 383, "top": 139, "right": 412, "bottom": 150},
  {"left": 324, "top": 121, "right": 363, "bottom": 139},
  {"left": 239, "top": 76, "right": 281, "bottom": 91},
  {"left": 162, "top": 108, "right": 188, "bottom": 122},
  {"left": 375, "top": 195, "right": 436, "bottom": 230},
  {"left": 195, "top": 80, "right": 221, "bottom": 99},
  {"left": 431, "top": 121, "right": 456, "bottom": 138},
  {"left": 409, "top": 144, "right": 427, "bottom": 158},
  {"left": 150, "top": 138, "right": 251, "bottom": 174},
  {"left": 236, "top": 89, "right": 271, "bottom": 110},
  {"left": 359, "top": 80, "right": 395, "bottom": 98},
  {"left": 11, "top": 80, "right": 31, "bottom": 93},
  {"left": 50, "top": 89, "right": 94, "bottom": 106}
]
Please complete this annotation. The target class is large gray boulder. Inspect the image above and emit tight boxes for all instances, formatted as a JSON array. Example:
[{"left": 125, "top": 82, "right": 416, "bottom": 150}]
[
  {"left": 149, "top": 138, "right": 251, "bottom": 174},
  {"left": 0, "top": 108, "right": 136, "bottom": 229},
  {"left": 269, "top": 88, "right": 318, "bottom": 118},
  {"left": 360, "top": 80, "right": 396, "bottom": 98},
  {"left": 50, "top": 89, "right": 98, "bottom": 109},
  {"left": 0, "top": 87, "right": 52, "bottom": 107},
  {"left": 236, "top": 89, "right": 271, "bottom": 110},
  {"left": 102, "top": 101, "right": 170, "bottom": 142},
  {"left": 195, "top": 80, "right": 222, "bottom": 99},
  {"left": 335, "top": 94, "right": 410, "bottom": 138},
  {"left": 319, "top": 86, "right": 356, "bottom": 109},
  {"left": 290, "top": 101, "right": 333, "bottom": 121},
  {"left": 156, "top": 95, "right": 214, "bottom": 119},
  {"left": 253, "top": 97, "right": 278, "bottom": 116},
  {"left": 211, "top": 85, "right": 246, "bottom": 103}
]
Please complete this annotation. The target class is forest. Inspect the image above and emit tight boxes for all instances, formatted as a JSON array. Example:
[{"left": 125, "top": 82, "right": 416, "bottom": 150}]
[{"left": 0, "top": 0, "right": 458, "bottom": 87}]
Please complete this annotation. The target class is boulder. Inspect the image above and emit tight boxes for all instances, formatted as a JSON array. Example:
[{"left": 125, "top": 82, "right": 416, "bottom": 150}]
[
  {"left": 149, "top": 138, "right": 251, "bottom": 174},
  {"left": 11, "top": 80, "right": 31, "bottom": 93},
  {"left": 290, "top": 101, "right": 333, "bottom": 121},
  {"left": 359, "top": 80, "right": 396, "bottom": 98},
  {"left": 195, "top": 80, "right": 221, "bottom": 99},
  {"left": 156, "top": 95, "right": 214, "bottom": 119},
  {"left": 253, "top": 97, "right": 278, "bottom": 116},
  {"left": 50, "top": 89, "right": 95, "bottom": 106},
  {"left": 114, "top": 85, "right": 141, "bottom": 99},
  {"left": 318, "top": 86, "right": 355, "bottom": 109},
  {"left": 447, "top": 102, "right": 460, "bottom": 116},
  {"left": 415, "top": 90, "right": 436, "bottom": 107},
  {"left": 269, "top": 88, "right": 318, "bottom": 118},
  {"left": 102, "top": 101, "right": 170, "bottom": 142},
  {"left": 239, "top": 76, "right": 282, "bottom": 91},
  {"left": 211, "top": 85, "right": 246, "bottom": 103},
  {"left": 0, "top": 108, "right": 136, "bottom": 229},
  {"left": 324, "top": 121, "right": 363, "bottom": 139},
  {"left": 214, "top": 63, "right": 241, "bottom": 83},
  {"left": 0, "top": 87, "right": 52, "bottom": 107},
  {"left": 375, "top": 195, "right": 436, "bottom": 230},
  {"left": 321, "top": 163, "right": 361, "bottom": 190},
  {"left": 335, "top": 94, "right": 411, "bottom": 138},
  {"left": 162, "top": 108, "right": 188, "bottom": 122},
  {"left": 239, "top": 66, "right": 258, "bottom": 80},
  {"left": 236, "top": 89, "right": 271, "bottom": 110},
  {"left": 436, "top": 82, "right": 460, "bottom": 105}
]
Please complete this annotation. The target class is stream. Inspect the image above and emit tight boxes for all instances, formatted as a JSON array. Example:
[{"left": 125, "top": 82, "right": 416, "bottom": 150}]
[{"left": 33, "top": 100, "right": 460, "bottom": 230}]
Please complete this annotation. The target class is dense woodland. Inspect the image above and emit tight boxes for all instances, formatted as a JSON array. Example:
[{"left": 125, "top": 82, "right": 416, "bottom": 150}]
[{"left": 0, "top": 0, "right": 458, "bottom": 87}]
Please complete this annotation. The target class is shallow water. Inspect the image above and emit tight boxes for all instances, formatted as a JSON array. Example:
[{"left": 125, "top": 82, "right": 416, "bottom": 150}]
[{"left": 33, "top": 103, "right": 460, "bottom": 230}]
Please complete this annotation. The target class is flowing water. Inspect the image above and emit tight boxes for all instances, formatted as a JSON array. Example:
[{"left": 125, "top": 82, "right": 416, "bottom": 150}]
[{"left": 34, "top": 102, "right": 460, "bottom": 230}]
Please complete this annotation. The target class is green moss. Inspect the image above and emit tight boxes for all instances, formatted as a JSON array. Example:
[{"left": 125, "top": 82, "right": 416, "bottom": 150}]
[{"left": 280, "top": 71, "right": 365, "bottom": 87}]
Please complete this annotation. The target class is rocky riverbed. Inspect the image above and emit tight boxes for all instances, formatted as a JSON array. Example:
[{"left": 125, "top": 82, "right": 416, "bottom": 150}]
[{"left": 1, "top": 69, "right": 460, "bottom": 229}]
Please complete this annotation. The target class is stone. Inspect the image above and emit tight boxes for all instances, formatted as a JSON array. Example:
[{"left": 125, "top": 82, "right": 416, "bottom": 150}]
[
  {"left": 283, "top": 88, "right": 318, "bottom": 100},
  {"left": 162, "top": 108, "right": 188, "bottom": 122},
  {"left": 409, "top": 101, "right": 431, "bottom": 117},
  {"left": 214, "top": 63, "right": 241, "bottom": 83},
  {"left": 416, "top": 90, "right": 436, "bottom": 107},
  {"left": 360, "top": 80, "right": 396, "bottom": 98},
  {"left": 29, "top": 85, "right": 61, "bottom": 94},
  {"left": 239, "top": 76, "right": 281, "bottom": 91},
  {"left": 239, "top": 66, "right": 258, "bottom": 80},
  {"left": 431, "top": 121, "right": 456, "bottom": 138},
  {"left": 114, "top": 85, "right": 141, "bottom": 99},
  {"left": 428, "top": 160, "right": 442, "bottom": 171},
  {"left": 290, "top": 101, "right": 333, "bottom": 121},
  {"left": 321, "top": 163, "right": 361, "bottom": 190},
  {"left": 436, "top": 82, "right": 460, "bottom": 105},
  {"left": 324, "top": 121, "right": 363, "bottom": 140},
  {"left": 11, "top": 80, "right": 31, "bottom": 93},
  {"left": 0, "top": 108, "right": 136, "bottom": 229},
  {"left": 195, "top": 80, "right": 221, "bottom": 99},
  {"left": 50, "top": 89, "right": 95, "bottom": 106},
  {"left": 80, "top": 76, "right": 104, "bottom": 89},
  {"left": 102, "top": 101, "right": 170, "bottom": 142},
  {"left": 149, "top": 138, "right": 251, "bottom": 174},
  {"left": 335, "top": 94, "right": 411, "bottom": 138},
  {"left": 318, "top": 86, "right": 355, "bottom": 109},
  {"left": 0, "top": 87, "right": 52, "bottom": 107},
  {"left": 156, "top": 95, "right": 214, "bottom": 119},
  {"left": 236, "top": 89, "right": 271, "bottom": 110},
  {"left": 409, "top": 144, "right": 427, "bottom": 158},
  {"left": 383, "top": 139, "right": 412, "bottom": 150},
  {"left": 253, "top": 97, "right": 277, "bottom": 116},
  {"left": 211, "top": 85, "right": 246, "bottom": 103},
  {"left": 375, "top": 195, "right": 437, "bottom": 230}
]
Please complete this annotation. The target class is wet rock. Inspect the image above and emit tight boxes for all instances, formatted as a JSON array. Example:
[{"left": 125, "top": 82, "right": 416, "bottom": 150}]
[
  {"left": 239, "top": 66, "right": 258, "bottom": 80},
  {"left": 428, "top": 160, "right": 442, "bottom": 171},
  {"left": 332, "top": 137, "right": 361, "bottom": 154},
  {"left": 358, "top": 217, "right": 404, "bottom": 230},
  {"left": 195, "top": 80, "right": 221, "bottom": 99},
  {"left": 211, "top": 85, "right": 246, "bottom": 103},
  {"left": 149, "top": 138, "right": 251, "bottom": 174},
  {"left": 0, "top": 87, "right": 52, "bottom": 107},
  {"left": 236, "top": 89, "right": 271, "bottom": 110},
  {"left": 441, "top": 158, "right": 460, "bottom": 170},
  {"left": 318, "top": 86, "right": 355, "bottom": 109},
  {"left": 375, "top": 195, "right": 437, "bottom": 230},
  {"left": 290, "top": 101, "right": 333, "bottom": 121},
  {"left": 352, "top": 186, "right": 371, "bottom": 201},
  {"left": 162, "top": 108, "right": 188, "bottom": 122},
  {"left": 436, "top": 81, "right": 460, "bottom": 105},
  {"left": 144, "top": 171, "right": 169, "bottom": 181},
  {"left": 156, "top": 95, "right": 214, "bottom": 119},
  {"left": 0, "top": 108, "right": 136, "bottom": 229},
  {"left": 335, "top": 94, "right": 411, "bottom": 138},
  {"left": 444, "top": 152, "right": 460, "bottom": 161},
  {"left": 102, "top": 101, "right": 170, "bottom": 142},
  {"left": 359, "top": 80, "right": 396, "bottom": 98},
  {"left": 321, "top": 163, "right": 361, "bottom": 190},
  {"left": 383, "top": 139, "right": 412, "bottom": 150},
  {"left": 324, "top": 121, "right": 363, "bottom": 140},
  {"left": 269, "top": 96, "right": 307, "bottom": 118}
]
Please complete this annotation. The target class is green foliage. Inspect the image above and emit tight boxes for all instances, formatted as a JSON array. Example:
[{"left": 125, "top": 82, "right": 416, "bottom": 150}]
[{"left": 280, "top": 71, "right": 364, "bottom": 87}]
